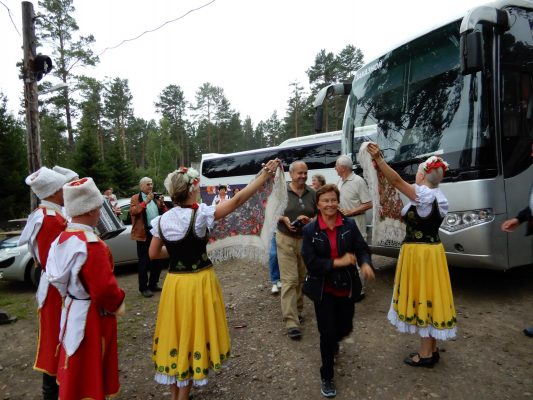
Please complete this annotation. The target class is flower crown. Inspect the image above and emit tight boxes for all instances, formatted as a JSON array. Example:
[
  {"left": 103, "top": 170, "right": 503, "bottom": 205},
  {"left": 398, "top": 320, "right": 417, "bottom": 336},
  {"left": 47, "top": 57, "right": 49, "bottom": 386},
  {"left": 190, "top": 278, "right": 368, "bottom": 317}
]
[
  {"left": 422, "top": 156, "right": 449, "bottom": 174},
  {"left": 176, "top": 166, "right": 200, "bottom": 192}
]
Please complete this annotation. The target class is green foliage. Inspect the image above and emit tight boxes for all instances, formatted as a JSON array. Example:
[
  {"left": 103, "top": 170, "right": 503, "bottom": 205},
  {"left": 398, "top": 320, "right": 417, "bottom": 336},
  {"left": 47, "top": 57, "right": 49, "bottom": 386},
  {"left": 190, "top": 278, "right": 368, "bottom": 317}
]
[
  {"left": 104, "top": 142, "right": 137, "bottom": 197},
  {"left": 70, "top": 129, "right": 107, "bottom": 186},
  {"left": 0, "top": 94, "right": 30, "bottom": 220},
  {"left": 40, "top": 110, "right": 67, "bottom": 167},
  {"left": 144, "top": 119, "right": 178, "bottom": 191}
]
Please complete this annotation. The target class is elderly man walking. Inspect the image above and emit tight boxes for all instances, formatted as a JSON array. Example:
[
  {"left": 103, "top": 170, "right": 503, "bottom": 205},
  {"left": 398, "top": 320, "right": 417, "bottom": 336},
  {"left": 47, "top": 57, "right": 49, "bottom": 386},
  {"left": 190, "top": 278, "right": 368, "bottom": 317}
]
[
  {"left": 335, "top": 155, "right": 372, "bottom": 240},
  {"left": 277, "top": 161, "right": 317, "bottom": 339},
  {"left": 130, "top": 177, "right": 167, "bottom": 297}
]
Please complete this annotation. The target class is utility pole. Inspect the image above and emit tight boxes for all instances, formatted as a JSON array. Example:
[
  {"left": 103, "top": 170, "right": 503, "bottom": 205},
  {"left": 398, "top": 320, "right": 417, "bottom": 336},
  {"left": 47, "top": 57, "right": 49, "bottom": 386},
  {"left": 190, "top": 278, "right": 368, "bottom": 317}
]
[{"left": 22, "top": 1, "right": 40, "bottom": 210}]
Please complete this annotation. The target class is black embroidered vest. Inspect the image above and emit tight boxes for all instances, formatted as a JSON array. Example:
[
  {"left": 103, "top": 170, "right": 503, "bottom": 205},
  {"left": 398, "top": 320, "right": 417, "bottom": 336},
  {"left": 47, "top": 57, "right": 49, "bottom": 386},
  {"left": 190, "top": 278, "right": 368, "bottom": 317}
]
[
  {"left": 158, "top": 209, "right": 213, "bottom": 273},
  {"left": 403, "top": 200, "right": 444, "bottom": 244}
]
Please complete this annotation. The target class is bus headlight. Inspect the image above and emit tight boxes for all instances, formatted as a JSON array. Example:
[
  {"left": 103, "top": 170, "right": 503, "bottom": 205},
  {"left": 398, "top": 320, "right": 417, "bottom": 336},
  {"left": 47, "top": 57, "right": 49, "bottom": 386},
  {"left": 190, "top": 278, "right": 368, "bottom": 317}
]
[{"left": 441, "top": 209, "right": 494, "bottom": 232}]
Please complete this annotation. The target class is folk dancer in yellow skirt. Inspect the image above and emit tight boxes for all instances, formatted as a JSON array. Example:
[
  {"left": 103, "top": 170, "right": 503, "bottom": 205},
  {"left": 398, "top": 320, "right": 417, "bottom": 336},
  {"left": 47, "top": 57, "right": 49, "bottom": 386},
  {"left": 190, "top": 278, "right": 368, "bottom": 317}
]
[
  {"left": 367, "top": 143, "right": 457, "bottom": 367},
  {"left": 149, "top": 159, "right": 280, "bottom": 400}
]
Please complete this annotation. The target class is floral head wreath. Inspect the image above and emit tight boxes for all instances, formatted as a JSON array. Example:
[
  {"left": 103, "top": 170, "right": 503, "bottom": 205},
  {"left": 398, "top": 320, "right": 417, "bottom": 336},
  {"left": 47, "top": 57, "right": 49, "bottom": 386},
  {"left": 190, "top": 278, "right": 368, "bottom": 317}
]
[
  {"left": 422, "top": 156, "right": 449, "bottom": 175},
  {"left": 165, "top": 166, "right": 200, "bottom": 194}
]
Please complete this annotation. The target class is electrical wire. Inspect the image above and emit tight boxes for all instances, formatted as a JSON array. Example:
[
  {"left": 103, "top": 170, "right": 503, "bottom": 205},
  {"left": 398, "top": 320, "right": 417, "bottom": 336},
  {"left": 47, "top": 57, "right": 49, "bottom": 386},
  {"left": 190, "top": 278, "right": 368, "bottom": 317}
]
[
  {"left": 0, "top": 0, "right": 21, "bottom": 36},
  {"left": 97, "top": 0, "right": 216, "bottom": 57}
]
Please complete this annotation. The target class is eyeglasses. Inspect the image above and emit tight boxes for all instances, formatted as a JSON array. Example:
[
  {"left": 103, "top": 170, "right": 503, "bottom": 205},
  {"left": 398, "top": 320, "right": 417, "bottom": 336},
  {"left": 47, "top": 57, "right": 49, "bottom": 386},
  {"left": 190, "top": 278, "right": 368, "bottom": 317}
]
[{"left": 298, "top": 198, "right": 305, "bottom": 209}]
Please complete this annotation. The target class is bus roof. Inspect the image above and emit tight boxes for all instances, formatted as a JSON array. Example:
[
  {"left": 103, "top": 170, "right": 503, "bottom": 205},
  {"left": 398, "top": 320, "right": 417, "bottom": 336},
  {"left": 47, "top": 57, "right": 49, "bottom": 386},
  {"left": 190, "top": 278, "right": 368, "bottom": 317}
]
[{"left": 200, "top": 130, "right": 342, "bottom": 161}]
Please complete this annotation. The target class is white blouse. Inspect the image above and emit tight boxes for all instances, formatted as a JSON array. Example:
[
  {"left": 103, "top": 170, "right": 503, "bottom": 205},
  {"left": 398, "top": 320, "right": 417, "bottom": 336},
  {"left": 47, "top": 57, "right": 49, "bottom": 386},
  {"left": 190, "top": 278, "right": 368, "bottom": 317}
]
[
  {"left": 401, "top": 184, "right": 448, "bottom": 218},
  {"left": 150, "top": 203, "right": 216, "bottom": 241}
]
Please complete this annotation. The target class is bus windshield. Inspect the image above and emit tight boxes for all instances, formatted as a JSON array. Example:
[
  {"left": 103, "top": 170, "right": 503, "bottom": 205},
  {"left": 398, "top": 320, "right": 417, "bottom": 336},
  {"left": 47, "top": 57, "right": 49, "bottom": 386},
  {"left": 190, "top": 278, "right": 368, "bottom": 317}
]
[{"left": 349, "top": 20, "right": 496, "bottom": 182}]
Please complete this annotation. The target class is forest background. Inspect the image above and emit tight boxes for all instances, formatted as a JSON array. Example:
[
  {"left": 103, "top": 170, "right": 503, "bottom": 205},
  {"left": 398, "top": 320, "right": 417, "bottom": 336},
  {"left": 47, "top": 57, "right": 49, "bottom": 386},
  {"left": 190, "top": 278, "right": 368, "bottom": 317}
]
[{"left": 0, "top": 0, "right": 365, "bottom": 222}]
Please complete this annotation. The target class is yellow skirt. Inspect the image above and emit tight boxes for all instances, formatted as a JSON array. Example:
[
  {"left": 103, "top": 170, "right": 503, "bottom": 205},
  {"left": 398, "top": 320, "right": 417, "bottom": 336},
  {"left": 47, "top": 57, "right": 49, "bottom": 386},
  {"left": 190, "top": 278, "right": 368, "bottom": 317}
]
[
  {"left": 152, "top": 267, "right": 231, "bottom": 387},
  {"left": 388, "top": 243, "right": 457, "bottom": 340}
]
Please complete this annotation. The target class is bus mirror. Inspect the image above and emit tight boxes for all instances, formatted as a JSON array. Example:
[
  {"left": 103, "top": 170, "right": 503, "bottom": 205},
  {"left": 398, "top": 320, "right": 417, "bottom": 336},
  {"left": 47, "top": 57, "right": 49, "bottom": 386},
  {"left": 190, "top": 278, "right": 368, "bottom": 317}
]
[
  {"left": 314, "top": 105, "right": 324, "bottom": 132},
  {"left": 460, "top": 31, "right": 482, "bottom": 75}
]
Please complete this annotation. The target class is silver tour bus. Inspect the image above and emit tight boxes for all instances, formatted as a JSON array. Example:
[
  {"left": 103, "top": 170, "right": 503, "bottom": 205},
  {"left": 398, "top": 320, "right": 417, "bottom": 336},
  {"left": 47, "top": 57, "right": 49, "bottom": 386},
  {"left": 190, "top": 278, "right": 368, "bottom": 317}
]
[{"left": 314, "top": 0, "right": 533, "bottom": 270}]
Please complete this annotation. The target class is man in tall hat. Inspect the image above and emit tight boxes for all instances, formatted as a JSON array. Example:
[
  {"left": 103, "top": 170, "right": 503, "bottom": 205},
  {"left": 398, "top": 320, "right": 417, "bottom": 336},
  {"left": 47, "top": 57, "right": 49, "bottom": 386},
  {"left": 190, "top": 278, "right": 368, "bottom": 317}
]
[
  {"left": 18, "top": 166, "right": 68, "bottom": 400},
  {"left": 46, "top": 177, "right": 126, "bottom": 399},
  {"left": 52, "top": 166, "right": 78, "bottom": 183},
  {"left": 52, "top": 166, "right": 79, "bottom": 219}
]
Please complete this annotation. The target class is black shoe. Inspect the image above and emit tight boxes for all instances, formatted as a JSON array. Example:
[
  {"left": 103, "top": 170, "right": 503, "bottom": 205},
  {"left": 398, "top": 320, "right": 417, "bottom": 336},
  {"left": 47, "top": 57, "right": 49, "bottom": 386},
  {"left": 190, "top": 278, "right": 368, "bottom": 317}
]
[
  {"left": 404, "top": 353, "right": 435, "bottom": 368},
  {"left": 141, "top": 289, "right": 154, "bottom": 298},
  {"left": 320, "top": 379, "right": 336, "bottom": 398},
  {"left": 287, "top": 328, "right": 302, "bottom": 340},
  {"left": 409, "top": 349, "right": 440, "bottom": 363},
  {"left": 524, "top": 327, "right": 533, "bottom": 337},
  {"left": 150, "top": 286, "right": 162, "bottom": 292}
]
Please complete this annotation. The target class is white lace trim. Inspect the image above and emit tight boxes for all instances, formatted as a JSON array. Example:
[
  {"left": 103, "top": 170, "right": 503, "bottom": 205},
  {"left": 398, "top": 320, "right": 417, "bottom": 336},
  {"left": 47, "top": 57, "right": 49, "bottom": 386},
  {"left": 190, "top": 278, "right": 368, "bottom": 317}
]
[
  {"left": 401, "top": 184, "right": 448, "bottom": 218},
  {"left": 387, "top": 306, "right": 457, "bottom": 341},
  {"left": 154, "top": 373, "right": 208, "bottom": 387}
]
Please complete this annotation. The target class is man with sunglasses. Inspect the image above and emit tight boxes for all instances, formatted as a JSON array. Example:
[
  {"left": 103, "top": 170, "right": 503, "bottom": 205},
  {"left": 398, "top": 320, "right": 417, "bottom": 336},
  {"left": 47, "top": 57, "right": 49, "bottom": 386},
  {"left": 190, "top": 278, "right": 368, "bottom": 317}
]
[{"left": 276, "top": 161, "right": 317, "bottom": 340}]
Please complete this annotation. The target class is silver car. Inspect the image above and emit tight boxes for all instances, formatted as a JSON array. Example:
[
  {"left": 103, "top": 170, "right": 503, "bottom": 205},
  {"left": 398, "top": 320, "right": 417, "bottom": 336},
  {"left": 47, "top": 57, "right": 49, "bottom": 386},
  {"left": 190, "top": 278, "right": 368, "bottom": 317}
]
[{"left": 0, "top": 198, "right": 153, "bottom": 287}]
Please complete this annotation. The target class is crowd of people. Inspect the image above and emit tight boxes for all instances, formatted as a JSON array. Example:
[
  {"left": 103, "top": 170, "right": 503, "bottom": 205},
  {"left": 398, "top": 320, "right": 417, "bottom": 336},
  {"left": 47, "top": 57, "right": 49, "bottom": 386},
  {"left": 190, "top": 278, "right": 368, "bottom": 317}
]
[{"left": 15, "top": 141, "right": 532, "bottom": 399}]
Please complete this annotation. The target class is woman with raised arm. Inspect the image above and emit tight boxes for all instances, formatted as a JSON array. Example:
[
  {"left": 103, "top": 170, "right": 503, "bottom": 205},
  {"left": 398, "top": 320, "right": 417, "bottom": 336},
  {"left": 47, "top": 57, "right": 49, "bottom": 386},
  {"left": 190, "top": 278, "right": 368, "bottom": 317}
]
[
  {"left": 367, "top": 143, "right": 457, "bottom": 368},
  {"left": 148, "top": 159, "right": 280, "bottom": 400}
]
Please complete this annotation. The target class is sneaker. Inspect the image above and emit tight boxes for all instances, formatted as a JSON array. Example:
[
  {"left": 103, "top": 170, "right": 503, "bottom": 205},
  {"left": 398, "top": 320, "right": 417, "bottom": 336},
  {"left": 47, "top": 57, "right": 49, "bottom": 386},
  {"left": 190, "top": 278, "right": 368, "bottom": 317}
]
[
  {"left": 271, "top": 284, "right": 279, "bottom": 294},
  {"left": 287, "top": 327, "right": 302, "bottom": 340},
  {"left": 276, "top": 281, "right": 282, "bottom": 289},
  {"left": 141, "top": 289, "right": 154, "bottom": 298},
  {"left": 320, "top": 379, "right": 336, "bottom": 398}
]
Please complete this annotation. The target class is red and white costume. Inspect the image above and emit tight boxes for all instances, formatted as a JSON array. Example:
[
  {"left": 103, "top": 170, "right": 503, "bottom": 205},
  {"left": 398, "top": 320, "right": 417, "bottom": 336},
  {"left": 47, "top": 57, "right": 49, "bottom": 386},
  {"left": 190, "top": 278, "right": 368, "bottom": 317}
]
[
  {"left": 46, "top": 223, "right": 125, "bottom": 399},
  {"left": 18, "top": 200, "right": 67, "bottom": 376}
]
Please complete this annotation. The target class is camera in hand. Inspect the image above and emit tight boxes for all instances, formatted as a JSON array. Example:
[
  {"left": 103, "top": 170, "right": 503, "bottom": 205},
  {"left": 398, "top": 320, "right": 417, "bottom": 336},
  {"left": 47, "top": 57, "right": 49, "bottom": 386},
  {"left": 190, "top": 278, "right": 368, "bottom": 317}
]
[
  {"left": 290, "top": 219, "right": 304, "bottom": 229},
  {"left": 153, "top": 192, "right": 164, "bottom": 200}
]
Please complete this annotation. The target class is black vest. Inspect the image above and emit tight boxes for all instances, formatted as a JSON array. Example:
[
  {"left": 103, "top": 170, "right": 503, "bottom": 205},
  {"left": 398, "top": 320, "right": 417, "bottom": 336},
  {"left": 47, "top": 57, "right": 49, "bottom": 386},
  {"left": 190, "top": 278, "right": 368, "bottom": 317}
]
[
  {"left": 158, "top": 209, "right": 213, "bottom": 273},
  {"left": 402, "top": 200, "right": 444, "bottom": 244}
]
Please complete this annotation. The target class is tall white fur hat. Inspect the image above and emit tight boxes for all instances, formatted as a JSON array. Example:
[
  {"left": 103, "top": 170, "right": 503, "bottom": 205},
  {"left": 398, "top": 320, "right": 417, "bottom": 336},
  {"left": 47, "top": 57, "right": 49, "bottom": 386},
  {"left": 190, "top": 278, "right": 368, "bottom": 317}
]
[
  {"left": 25, "top": 166, "right": 68, "bottom": 200},
  {"left": 53, "top": 165, "right": 79, "bottom": 182},
  {"left": 63, "top": 177, "right": 104, "bottom": 217}
]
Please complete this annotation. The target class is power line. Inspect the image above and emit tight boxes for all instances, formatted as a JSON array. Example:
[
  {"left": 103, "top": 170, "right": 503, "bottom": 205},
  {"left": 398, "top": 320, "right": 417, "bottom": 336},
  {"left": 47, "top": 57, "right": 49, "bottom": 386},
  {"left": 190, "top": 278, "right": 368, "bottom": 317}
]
[
  {"left": 97, "top": 0, "right": 216, "bottom": 57},
  {"left": 0, "top": 0, "right": 21, "bottom": 36}
]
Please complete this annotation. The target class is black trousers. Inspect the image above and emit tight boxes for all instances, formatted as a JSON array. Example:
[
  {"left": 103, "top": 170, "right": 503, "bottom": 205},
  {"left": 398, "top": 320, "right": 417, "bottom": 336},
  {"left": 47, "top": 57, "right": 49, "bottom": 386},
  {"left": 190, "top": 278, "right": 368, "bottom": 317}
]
[
  {"left": 313, "top": 292, "right": 355, "bottom": 380},
  {"left": 42, "top": 372, "right": 58, "bottom": 400},
  {"left": 136, "top": 233, "right": 162, "bottom": 292}
]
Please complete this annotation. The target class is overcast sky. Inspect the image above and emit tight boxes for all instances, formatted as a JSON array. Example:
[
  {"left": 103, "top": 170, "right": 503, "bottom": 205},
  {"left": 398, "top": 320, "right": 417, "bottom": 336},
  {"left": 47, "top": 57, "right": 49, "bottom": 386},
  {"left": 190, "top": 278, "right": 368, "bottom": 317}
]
[{"left": 1, "top": 0, "right": 491, "bottom": 126}]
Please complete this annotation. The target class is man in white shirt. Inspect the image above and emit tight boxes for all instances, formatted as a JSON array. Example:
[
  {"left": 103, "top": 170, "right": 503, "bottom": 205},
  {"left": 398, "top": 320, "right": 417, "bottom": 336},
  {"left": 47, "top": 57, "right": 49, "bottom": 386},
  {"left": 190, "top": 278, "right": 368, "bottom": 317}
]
[{"left": 335, "top": 155, "right": 372, "bottom": 240}]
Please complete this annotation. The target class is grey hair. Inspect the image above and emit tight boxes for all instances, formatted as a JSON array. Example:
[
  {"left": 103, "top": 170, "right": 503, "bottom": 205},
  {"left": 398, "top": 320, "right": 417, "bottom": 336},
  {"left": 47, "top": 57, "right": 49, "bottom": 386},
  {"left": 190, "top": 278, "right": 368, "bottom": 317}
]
[
  {"left": 139, "top": 177, "right": 152, "bottom": 187},
  {"left": 336, "top": 155, "right": 353, "bottom": 169},
  {"left": 418, "top": 163, "right": 444, "bottom": 187},
  {"left": 289, "top": 161, "right": 307, "bottom": 173}
]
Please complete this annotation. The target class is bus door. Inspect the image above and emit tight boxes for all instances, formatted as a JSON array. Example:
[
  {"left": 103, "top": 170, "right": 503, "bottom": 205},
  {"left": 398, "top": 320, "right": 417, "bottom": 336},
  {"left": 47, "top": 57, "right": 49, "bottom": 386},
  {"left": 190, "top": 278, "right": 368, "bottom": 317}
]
[{"left": 501, "top": 66, "right": 533, "bottom": 268}]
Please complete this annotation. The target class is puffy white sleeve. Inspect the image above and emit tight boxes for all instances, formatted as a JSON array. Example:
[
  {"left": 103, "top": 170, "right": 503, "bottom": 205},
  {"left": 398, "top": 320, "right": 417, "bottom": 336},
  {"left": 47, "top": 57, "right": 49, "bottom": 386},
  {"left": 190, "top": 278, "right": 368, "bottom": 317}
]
[
  {"left": 150, "top": 215, "right": 162, "bottom": 238},
  {"left": 414, "top": 184, "right": 448, "bottom": 217},
  {"left": 197, "top": 203, "right": 217, "bottom": 231}
]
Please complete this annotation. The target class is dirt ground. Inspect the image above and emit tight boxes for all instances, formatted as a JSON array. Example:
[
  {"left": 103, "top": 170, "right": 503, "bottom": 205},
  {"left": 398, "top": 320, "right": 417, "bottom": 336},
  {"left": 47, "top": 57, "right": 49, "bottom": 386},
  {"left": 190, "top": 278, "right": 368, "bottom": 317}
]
[{"left": 0, "top": 255, "right": 532, "bottom": 400}]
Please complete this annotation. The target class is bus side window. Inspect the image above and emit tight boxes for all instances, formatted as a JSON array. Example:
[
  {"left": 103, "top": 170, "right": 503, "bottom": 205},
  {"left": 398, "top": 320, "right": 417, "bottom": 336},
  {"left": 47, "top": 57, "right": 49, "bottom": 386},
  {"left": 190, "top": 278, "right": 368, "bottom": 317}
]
[{"left": 501, "top": 70, "right": 533, "bottom": 177}]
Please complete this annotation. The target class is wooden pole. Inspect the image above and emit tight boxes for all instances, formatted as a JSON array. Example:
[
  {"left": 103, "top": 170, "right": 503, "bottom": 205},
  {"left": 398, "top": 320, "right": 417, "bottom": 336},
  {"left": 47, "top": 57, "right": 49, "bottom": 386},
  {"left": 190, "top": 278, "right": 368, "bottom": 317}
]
[{"left": 22, "top": 1, "right": 40, "bottom": 210}]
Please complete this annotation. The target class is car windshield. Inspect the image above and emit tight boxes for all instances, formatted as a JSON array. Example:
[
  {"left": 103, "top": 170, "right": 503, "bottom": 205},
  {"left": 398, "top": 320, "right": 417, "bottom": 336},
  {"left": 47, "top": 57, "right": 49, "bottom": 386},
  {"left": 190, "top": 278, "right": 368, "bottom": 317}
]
[{"left": 0, "top": 236, "right": 21, "bottom": 249}]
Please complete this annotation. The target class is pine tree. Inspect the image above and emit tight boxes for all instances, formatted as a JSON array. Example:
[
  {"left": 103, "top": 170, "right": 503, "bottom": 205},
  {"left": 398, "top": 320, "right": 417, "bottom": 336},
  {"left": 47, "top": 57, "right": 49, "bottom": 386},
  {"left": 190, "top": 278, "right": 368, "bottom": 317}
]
[
  {"left": 0, "top": 94, "right": 30, "bottom": 220},
  {"left": 37, "top": 0, "right": 99, "bottom": 149}
]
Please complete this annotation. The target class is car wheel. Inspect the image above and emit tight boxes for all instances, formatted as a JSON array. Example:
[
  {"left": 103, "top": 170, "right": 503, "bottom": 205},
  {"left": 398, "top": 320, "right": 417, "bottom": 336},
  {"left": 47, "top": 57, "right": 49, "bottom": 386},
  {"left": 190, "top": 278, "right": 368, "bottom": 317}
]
[{"left": 27, "top": 262, "right": 42, "bottom": 289}]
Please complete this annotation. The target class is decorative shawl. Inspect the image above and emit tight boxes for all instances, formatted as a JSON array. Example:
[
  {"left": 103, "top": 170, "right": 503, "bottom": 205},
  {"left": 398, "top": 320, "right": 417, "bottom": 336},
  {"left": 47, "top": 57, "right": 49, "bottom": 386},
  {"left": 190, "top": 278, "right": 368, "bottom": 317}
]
[
  {"left": 206, "top": 166, "right": 287, "bottom": 265},
  {"left": 358, "top": 142, "right": 405, "bottom": 247}
]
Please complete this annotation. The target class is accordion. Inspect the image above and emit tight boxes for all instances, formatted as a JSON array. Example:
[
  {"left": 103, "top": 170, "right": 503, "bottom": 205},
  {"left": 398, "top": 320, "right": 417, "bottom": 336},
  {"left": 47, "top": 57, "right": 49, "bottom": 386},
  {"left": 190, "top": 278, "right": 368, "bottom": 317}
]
[{"left": 96, "top": 197, "right": 126, "bottom": 240}]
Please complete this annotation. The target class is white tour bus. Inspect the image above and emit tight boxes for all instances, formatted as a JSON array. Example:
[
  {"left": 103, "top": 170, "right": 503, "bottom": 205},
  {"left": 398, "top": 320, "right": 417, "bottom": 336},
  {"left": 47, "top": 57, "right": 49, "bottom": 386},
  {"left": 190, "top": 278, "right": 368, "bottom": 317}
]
[
  {"left": 199, "top": 131, "right": 348, "bottom": 204},
  {"left": 314, "top": 0, "right": 533, "bottom": 270}
]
